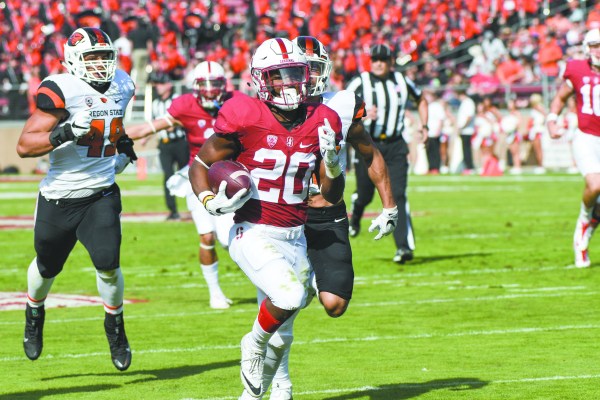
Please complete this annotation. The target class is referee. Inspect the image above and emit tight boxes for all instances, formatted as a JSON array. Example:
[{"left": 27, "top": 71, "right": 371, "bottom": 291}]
[
  {"left": 148, "top": 73, "right": 189, "bottom": 220},
  {"left": 346, "top": 44, "right": 429, "bottom": 263}
]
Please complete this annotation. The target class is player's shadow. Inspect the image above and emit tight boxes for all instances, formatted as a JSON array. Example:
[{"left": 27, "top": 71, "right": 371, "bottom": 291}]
[
  {"left": 45, "top": 359, "right": 238, "bottom": 384},
  {"left": 234, "top": 297, "right": 261, "bottom": 306},
  {"left": 0, "top": 384, "right": 121, "bottom": 400},
  {"left": 322, "top": 377, "right": 488, "bottom": 399},
  {"left": 393, "top": 252, "right": 493, "bottom": 266}
]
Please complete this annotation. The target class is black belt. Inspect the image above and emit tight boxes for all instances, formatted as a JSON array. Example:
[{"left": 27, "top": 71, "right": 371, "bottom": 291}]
[{"left": 46, "top": 183, "right": 119, "bottom": 208}]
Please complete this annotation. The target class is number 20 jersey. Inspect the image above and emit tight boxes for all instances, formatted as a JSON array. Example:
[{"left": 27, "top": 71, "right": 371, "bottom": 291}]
[
  {"left": 214, "top": 93, "right": 343, "bottom": 227},
  {"left": 35, "top": 70, "right": 135, "bottom": 199},
  {"left": 563, "top": 59, "right": 600, "bottom": 137}
]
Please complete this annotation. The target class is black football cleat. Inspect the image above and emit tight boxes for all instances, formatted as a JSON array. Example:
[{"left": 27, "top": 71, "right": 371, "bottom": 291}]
[
  {"left": 24, "top": 304, "right": 45, "bottom": 360},
  {"left": 104, "top": 312, "right": 132, "bottom": 371},
  {"left": 393, "top": 249, "right": 414, "bottom": 264}
]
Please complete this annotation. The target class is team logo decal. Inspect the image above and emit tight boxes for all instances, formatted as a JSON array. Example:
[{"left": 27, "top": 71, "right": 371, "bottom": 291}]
[
  {"left": 101, "top": 98, "right": 108, "bottom": 103},
  {"left": 68, "top": 32, "right": 85, "bottom": 46},
  {"left": 198, "top": 120, "right": 206, "bottom": 128},
  {"left": 267, "top": 135, "right": 277, "bottom": 148},
  {"left": 286, "top": 137, "right": 294, "bottom": 147},
  {"left": 85, "top": 97, "right": 93, "bottom": 107}
]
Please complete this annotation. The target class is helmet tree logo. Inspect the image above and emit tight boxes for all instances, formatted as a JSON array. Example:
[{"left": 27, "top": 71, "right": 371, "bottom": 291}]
[{"left": 68, "top": 32, "right": 85, "bottom": 46}]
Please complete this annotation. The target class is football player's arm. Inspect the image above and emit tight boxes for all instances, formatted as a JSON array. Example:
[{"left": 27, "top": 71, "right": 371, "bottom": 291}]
[
  {"left": 547, "top": 82, "right": 574, "bottom": 139},
  {"left": 416, "top": 95, "right": 429, "bottom": 144},
  {"left": 189, "top": 133, "right": 238, "bottom": 197},
  {"left": 347, "top": 122, "right": 395, "bottom": 209},
  {"left": 318, "top": 162, "right": 344, "bottom": 204},
  {"left": 17, "top": 108, "right": 67, "bottom": 158},
  {"left": 126, "top": 114, "right": 182, "bottom": 140}
]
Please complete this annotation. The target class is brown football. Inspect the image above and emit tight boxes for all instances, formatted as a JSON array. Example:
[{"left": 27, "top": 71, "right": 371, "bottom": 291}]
[{"left": 207, "top": 160, "right": 252, "bottom": 198}]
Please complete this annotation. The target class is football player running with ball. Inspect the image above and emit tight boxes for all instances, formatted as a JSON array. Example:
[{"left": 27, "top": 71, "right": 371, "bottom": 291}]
[
  {"left": 127, "top": 61, "right": 242, "bottom": 309},
  {"left": 258, "top": 36, "right": 399, "bottom": 400},
  {"left": 548, "top": 28, "right": 600, "bottom": 268},
  {"left": 16, "top": 27, "right": 136, "bottom": 371},
  {"left": 189, "top": 38, "right": 345, "bottom": 399}
]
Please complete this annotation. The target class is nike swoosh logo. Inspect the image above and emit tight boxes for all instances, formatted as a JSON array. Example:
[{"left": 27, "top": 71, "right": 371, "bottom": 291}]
[
  {"left": 334, "top": 217, "right": 347, "bottom": 222},
  {"left": 241, "top": 371, "right": 262, "bottom": 396},
  {"left": 114, "top": 98, "right": 122, "bottom": 103},
  {"left": 102, "top": 191, "right": 113, "bottom": 197},
  {"left": 299, "top": 143, "right": 312, "bottom": 148}
]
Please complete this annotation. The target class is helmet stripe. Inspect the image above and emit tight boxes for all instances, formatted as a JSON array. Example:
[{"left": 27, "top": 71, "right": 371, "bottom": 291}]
[
  {"left": 92, "top": 28, "right": 106, "bottom": 44},
  {"left": 305, "top": 38, "right": 315, "bottom": 56},
  {"left": 274, "top": 38, "right": 289, "bottom": 59}
]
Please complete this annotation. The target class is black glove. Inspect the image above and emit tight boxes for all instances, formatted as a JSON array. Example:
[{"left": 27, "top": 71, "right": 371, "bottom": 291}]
[{"left": 116, "top": 135, "right": 138, "bottom": 161}]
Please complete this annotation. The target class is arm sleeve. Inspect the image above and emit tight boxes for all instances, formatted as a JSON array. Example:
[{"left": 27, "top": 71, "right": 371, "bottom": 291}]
[{"left": 353, "top": 94, "right": 366, "bottom": 121}]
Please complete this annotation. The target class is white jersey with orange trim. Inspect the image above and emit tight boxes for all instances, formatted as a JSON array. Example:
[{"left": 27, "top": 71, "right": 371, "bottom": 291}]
[{"left": 36, "top": 70, "right": 135, "bottom": 199}]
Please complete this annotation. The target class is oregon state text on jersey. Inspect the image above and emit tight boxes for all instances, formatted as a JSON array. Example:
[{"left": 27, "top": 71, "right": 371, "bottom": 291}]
[
  {"left": 214, "top": 92, "right": 343, "bottom": 227},
  {"left": 36, "top": 70, "right": 135, "bottom": 199},
  {"left": 167, "top": 91, "right": 240, "bottom": 166},
  {"left": 563, "top": 59, "right": 600, "bottom": 136}
]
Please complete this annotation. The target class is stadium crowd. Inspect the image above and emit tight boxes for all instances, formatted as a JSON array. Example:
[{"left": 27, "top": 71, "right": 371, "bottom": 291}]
[{"left": 1, "top": 0, "right": 598, "bottom": 174}]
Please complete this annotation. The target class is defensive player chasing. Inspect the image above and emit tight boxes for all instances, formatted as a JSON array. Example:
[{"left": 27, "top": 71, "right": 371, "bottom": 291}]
[
  {"left": 16, "top": 27, "right": 136, "bottom": 370},
  {"left": 127, "top": 61, "right": 240, "bottom": 309},
  {"left": 259, "top": 36, "right": 399, "bottom": 400},
  {"left": 188, "top": 38, "right": 345, "bottom": 399},
  {"left": 547, "top": 28, "right": 600, "bottom": 268}
]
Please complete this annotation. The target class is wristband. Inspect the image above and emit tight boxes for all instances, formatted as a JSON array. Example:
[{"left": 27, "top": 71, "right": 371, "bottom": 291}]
[
  {"left": 198, "top": 190, "right": 215, "bottom": 207},
  {"left": 49, "top": 124, "right": 75, "bottom": 147},
  {"left": 546, "top": 113, "right": 558, "bottom": 123}
]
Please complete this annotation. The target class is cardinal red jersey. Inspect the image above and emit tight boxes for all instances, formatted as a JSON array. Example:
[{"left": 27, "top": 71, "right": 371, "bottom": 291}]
[
  {"left": 563, "top": 59, "right": 600, "bottom": 137},
  {"left": 167, "top": 91, "right": 242, "bottom": 165},
  {"left": 214, "top": 93, "right": 343, "bottom": 227}
]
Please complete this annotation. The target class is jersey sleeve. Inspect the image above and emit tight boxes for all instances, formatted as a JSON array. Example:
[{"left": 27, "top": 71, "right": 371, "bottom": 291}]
[
  {"left": 36, "top": 79, "right": 66, "bottom": 111},
  {"left": 167, "top": 95, "right": 188, "bottom": 120},
  {"left": 562, "top": 60, "right": 574, "bottom": 85},
  {"left": 214, "top": 96, "right": 244, "bottom": 136}
]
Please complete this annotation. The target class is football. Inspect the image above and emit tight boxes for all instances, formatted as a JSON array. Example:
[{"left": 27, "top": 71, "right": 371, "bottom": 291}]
[{"left": 207, "top": 160, "right": 252, "bottom": 198}]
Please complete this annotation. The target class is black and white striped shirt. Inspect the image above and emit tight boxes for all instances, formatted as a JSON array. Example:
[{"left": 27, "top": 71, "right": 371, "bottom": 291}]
[{"left": 346, "top": 71, "right": 422, "bottom": 142}]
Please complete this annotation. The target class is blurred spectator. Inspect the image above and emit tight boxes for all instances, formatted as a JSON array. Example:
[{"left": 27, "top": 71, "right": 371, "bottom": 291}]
[
  {"left": 128, "top": 15, "right": 156, "bottom": 93},
  {"left": 538, "top": 31, "right": 564, "bottom": 81},
  {"left": 456, "top": 87, "right": 477, "bottom": 174},
  {"left": 495, "top": 53, "right": 525, "bottom": 85},
  {"left": 481, "top": 30, "right": 507, "bottom": 67}
]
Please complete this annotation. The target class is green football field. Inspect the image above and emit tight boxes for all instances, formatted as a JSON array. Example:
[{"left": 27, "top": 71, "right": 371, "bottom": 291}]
[{"left": 0, "top": 172, "right": 598, "bottom": 400}]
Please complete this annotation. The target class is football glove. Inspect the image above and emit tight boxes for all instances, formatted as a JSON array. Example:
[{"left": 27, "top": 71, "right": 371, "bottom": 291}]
[
  {"left": 70, "top": 111, "right": 92, "bottom": 139},
  {"left": 368, "top": 206, "right": 398, "bottom": 240},
  {"left": 116, "top": 134, "right": 138, "bottom": 161},
  {"left": 49, "top": 111, "right": 92, "bottom": 147},
  {"left": 199, "top": 181, "right": 252, "bottom": 216},
  {"left": 318, "top": 118, "right": 342, "bottom": 178}
]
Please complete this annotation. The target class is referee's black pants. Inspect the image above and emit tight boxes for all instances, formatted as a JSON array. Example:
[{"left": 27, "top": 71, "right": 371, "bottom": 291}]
[
  {"left": 350, "top": 139, "right": 414, "bottom": 252},
  {"left": 158, "top": 139, "right": 189, "bottom": 214}
]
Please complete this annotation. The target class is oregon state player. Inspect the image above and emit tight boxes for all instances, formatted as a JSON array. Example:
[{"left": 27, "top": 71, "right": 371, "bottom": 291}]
[{"left": 17, "top": 27, "right": 135, "bottom": 371}]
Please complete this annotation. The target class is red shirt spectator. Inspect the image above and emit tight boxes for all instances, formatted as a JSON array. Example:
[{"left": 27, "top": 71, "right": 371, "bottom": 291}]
[{"left": 538, "top": 33, "right": 564, "bottom": 78}]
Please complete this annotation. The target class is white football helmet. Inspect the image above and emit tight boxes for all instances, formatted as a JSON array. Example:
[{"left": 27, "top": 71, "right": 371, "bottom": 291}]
[
  {"left": 63, "top": 27, "right": 117, "bottom": 86},
  {"left": 251, "top": 38, "right": 309, "bottom": 111},
  {"left": 192, "top": 61, "right": 227, "bottom": 109},
  {"left": 292, "top": 36, "right": 332, "bottom": 96},
  {"left": 584, "top": 28, "right": 600, "bottom": 67}
]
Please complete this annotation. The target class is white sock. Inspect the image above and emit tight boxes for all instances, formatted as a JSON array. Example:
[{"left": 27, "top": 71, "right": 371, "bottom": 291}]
[
  {"left": 96, "top": 268, "right": 124, "bottom": 314},
  {"left": 263, "top": 342, "right": 288, "bottom": 391},
  {"left": 272, "top": 345, "right": 291, "bottom": 388},
  {"left": 201, "top": 262, "right": 225, "bottom": 298},
  {"left": 27, "top": 258, "right": 54, "bottom": 307},
  {"left": 579, "top": 202, "right": 593, "bottom": 222},
  {"left": 250, "top": 318, "right": 273, "bottom": 347}
]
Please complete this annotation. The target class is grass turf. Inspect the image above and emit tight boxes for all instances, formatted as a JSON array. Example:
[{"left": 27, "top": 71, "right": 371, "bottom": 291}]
[{"left": 0, "top": 172, "right": 598, "bottom": 399}]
